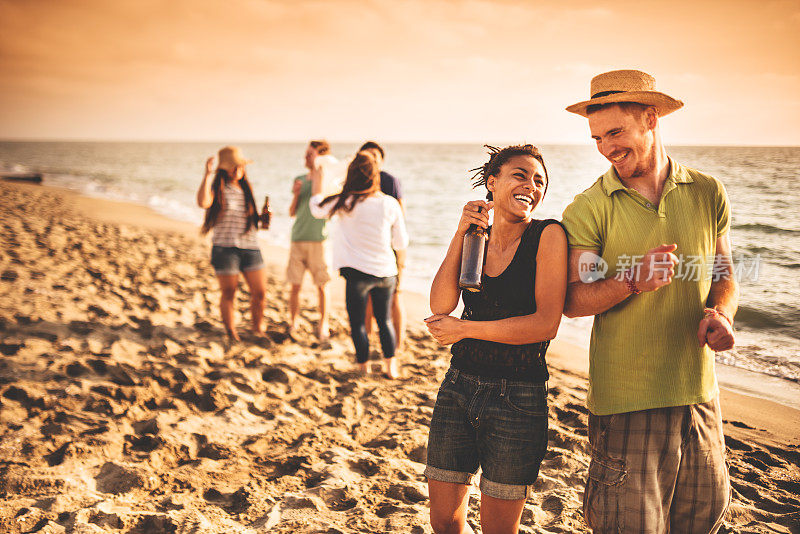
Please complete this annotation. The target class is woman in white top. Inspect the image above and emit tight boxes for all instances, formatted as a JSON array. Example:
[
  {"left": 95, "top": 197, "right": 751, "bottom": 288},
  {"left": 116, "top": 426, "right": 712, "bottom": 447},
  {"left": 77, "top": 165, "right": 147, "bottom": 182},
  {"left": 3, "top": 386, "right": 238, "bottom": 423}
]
[
  {"left": 309, "top": 151, "right": 409, "bottom": 377},
  {"left": 196, "top": 146, "right": 268, "bottom": 343}
]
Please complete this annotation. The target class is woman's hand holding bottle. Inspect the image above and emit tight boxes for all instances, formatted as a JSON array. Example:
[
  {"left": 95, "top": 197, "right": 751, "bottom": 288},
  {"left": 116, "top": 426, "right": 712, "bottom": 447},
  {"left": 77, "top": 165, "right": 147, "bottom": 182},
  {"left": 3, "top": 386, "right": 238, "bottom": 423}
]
[{"left": 457, "top": 200, "right": 493, "bottom": 236}]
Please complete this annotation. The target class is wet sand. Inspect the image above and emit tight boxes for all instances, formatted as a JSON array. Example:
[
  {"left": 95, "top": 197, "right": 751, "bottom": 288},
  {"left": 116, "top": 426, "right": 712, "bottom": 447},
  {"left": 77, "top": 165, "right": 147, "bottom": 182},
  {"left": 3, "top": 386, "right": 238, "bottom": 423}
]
[{"left": 0, "top": 180, "right": 798, "bottom": 533}]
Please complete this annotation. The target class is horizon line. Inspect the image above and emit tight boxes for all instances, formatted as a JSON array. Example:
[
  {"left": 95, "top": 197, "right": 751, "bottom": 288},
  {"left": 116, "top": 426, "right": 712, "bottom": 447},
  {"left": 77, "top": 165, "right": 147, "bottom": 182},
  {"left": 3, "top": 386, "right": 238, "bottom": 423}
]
[{"left": 1, "top": 138, "right": 799, "bottom": 149}]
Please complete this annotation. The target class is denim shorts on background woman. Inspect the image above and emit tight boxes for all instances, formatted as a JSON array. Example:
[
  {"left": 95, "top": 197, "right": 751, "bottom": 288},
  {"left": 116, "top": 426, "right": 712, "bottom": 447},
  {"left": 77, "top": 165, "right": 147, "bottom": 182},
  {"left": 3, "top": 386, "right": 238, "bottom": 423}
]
[
  {"left": 424, "top": 367, "right": 549, "bottom": 500},
  {"left": 210, "top": 246, "right": 265, "bottom": 276}
]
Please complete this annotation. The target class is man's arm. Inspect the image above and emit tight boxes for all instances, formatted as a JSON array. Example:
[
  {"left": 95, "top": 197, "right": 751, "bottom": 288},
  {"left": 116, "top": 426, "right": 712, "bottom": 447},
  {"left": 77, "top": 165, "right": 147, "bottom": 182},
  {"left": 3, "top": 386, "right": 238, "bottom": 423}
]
[
  {"left": 308, "top": 166, "right": 333, "bottom": 220},
  {"left": 706, "top": 233, "right": 738, "bottom": 320},
  {"left": 288, "top": 178, "right": 301, "bottom": 217},
  {"left": 310, "top": 164, "right": 323, "bottom": 196},
  {"left": 564, "top": 244, "right": 680, "bottom": 318},
  {"left": 698, "top": 233, "right": 738, "bottom": 350},
  {"left": 392, "top": 175, "right": 404, "bottom": 212},
  {"left": 564, "top": 248, "right": 630, "bottom": 318}
]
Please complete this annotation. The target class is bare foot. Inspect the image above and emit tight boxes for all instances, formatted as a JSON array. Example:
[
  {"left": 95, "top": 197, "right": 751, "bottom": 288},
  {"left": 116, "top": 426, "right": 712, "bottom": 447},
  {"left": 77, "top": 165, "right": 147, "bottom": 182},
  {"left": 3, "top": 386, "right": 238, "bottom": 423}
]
[
  {"left": 316, "top": 325, "right": 331, "bottom": 349},
  {"left": 317, "top": 323, "right": 330, "bottom": 342},
  {"left": 249, "top": 329, "right": 271, "bottom": 346},
  {"left": 226, "top": 329, "right": 241, "bottom": 342},
  {"left": 358, "top": 362, "right": 370, "bottom": 375},
  {"left": 383, "top": 358, "right": 399, "bottom": 379},
  {"left": 224, "top": 329, "right": 241, "bottom": 350},
  {"left": 287, "top": 323, "right": 298, "bottom": 341}
]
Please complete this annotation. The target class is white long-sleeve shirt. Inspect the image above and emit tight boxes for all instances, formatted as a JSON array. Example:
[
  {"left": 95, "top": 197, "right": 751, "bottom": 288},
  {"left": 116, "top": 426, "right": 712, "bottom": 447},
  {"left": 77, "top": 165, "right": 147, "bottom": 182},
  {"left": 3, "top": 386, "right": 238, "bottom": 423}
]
[{"left": 309, "top": 192, "right": 409, "bottom": 278}]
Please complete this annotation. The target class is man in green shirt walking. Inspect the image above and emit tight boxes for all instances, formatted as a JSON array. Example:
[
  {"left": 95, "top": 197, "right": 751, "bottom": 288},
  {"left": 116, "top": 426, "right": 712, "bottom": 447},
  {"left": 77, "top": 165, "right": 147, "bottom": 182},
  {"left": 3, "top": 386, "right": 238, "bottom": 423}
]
[
  {"left": 287, "top": 140, "right": 333, "bottom": 343},
  {"left": 561, "top": 70, "right": 738, "bottom": 533}
]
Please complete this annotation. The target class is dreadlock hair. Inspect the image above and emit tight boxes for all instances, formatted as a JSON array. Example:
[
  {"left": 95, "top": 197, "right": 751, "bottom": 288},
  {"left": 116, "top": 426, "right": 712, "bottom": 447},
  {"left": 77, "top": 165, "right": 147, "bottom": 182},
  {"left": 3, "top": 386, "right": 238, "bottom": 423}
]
[
  {"left": 469, "top": 144, "right": 549, "bottom": 201},
  {"left": 200, "top": 169, "right": 260, "bottom": 235},
  {"left": 319, "top": 151, "right": 380, "bottom": 216}
]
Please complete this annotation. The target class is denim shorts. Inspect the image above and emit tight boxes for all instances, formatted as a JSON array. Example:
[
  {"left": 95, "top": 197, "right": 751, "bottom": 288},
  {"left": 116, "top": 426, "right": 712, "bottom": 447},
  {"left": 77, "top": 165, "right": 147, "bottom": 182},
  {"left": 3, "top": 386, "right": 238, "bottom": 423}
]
[
  {"left": 424, "top": 368, "right": 548, "bottom": 500},
  {"left": 210, "top": 246, "right": 265, "bottom": 275}
]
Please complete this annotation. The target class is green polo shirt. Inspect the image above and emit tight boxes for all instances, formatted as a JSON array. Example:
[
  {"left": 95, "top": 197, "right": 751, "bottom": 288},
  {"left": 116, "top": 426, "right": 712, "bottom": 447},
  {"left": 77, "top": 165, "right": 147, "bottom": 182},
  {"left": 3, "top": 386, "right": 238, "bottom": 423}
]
[
  {"left": 561, "top": 159, "right": 730, "bottom": 416},
  {"left": 291, "top": 174, "right": 327, "bottom": 242}
]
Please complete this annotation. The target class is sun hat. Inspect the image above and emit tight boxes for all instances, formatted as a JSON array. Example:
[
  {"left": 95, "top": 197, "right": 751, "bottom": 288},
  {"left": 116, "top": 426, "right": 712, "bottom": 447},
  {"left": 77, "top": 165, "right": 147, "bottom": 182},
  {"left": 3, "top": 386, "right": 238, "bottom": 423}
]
[
  {"left": 566, "top": 69, "right": 683, "bottom": 117},
  {"left": 217, "top": 146, "right": 252, "bottom": 171}
]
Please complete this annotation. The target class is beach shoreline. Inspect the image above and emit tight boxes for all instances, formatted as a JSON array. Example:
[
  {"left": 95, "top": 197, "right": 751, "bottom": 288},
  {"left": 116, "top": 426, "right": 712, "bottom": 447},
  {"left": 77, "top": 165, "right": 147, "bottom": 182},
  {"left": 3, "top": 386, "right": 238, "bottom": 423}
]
[
  {"left": 3, "top": 141, "right": 799, "bottom": 389},
  {"left": 1, "top": 180, "right": 798, "bottom": 533}
]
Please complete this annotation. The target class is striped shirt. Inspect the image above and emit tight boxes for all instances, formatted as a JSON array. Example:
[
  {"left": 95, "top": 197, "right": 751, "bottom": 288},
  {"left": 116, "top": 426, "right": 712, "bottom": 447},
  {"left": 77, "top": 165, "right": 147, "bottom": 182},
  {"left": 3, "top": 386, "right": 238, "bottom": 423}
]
[
  {"left": 561, "top": 159, "right": 730, "bottom": 416},
  {"left": 211, "top": 183, "right": 259, "bottom": 249}
]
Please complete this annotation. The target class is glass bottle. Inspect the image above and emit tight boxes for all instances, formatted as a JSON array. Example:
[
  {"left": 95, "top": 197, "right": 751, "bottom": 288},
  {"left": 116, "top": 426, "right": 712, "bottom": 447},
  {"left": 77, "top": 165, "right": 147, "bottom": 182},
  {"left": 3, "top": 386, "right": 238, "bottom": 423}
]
[{"left": 458, "top": 221, "right": 487, "bottom": 292}]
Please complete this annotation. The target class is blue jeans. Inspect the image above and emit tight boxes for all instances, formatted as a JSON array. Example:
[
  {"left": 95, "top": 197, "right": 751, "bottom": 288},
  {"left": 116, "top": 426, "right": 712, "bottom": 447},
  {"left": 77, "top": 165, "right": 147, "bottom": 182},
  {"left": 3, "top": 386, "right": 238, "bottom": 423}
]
[
  {"left": 340, "top": 267, "right": 397, "bottom": 363},
  {"left": 424, "top": 368, "right": 549, "bottom": 500}
]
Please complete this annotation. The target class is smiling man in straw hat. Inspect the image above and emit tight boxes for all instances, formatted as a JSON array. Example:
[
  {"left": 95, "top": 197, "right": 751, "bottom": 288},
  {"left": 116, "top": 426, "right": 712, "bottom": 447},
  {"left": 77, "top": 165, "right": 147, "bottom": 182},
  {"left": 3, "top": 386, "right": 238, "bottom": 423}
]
[{"left": 560, "top": 70, "right": 738, "bottom": 532}]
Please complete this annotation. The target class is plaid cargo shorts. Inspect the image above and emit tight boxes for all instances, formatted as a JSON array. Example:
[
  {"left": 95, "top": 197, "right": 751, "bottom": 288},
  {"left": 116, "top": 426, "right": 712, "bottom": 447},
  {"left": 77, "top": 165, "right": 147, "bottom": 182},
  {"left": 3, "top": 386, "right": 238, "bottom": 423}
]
[{"left": 584, "top": 396, "right": 730, "bottom": 533}]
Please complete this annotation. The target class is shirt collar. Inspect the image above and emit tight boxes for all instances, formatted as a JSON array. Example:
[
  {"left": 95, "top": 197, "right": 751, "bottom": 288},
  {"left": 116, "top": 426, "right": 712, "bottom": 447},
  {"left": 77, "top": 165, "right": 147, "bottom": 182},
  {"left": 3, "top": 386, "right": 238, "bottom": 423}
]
[{"left": 601, "top": 157, "right": 693, "bottom": 196}]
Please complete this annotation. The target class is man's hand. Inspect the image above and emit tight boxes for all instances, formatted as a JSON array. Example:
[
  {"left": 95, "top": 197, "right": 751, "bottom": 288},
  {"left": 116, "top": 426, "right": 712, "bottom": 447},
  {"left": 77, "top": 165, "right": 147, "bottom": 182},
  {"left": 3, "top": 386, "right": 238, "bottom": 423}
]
[
  {"left": 205, "top": 156, "right": 215, "bottom": 176},
  {"left": 698, "top": 313, "right": 735, "bottom": 351},
  {"left": 635, "top": 243, "right": 679, "bottom": 292},
  {"left": 424, "top": 314, "right": 467, "bottom": 345},
  {"left": 307, "top": 151, "right": 321, "bottom": 171}
]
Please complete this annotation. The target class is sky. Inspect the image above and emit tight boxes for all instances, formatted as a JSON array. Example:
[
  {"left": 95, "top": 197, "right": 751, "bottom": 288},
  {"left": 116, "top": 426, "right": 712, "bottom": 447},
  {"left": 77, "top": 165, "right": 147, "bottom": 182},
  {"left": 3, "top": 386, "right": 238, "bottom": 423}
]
[{"left": 1, "top": 0, "right": 799, "bottom": 145}]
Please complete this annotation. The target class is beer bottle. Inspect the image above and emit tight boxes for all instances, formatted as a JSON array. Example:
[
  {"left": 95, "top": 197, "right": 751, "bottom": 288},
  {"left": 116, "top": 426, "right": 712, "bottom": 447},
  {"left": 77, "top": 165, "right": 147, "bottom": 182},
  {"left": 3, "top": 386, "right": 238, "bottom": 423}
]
[{"left": 458, "top": 208, "right": 487, "bottom": 292}]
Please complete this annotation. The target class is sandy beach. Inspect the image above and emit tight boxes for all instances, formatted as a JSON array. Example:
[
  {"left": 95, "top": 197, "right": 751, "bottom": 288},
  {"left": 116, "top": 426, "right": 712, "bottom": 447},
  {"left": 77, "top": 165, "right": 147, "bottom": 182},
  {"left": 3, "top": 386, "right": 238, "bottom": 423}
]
[{"left": 0, "top": 180, "right": 798, "bottom": 533}]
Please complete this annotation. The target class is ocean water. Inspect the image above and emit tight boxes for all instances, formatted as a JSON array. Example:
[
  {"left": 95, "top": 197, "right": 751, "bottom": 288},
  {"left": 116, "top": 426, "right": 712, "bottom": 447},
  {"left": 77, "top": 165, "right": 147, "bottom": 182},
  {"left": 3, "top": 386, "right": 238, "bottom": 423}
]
[{"left": 1, "top": 141, "right": 798, "bottom": 386}]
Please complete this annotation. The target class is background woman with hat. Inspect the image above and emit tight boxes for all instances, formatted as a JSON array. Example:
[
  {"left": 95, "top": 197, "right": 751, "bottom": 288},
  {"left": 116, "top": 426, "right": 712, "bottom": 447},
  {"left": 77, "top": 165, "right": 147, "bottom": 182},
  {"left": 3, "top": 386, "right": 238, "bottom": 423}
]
[{"left": 196, "top": 146, "right": 269, "bottom": 343}]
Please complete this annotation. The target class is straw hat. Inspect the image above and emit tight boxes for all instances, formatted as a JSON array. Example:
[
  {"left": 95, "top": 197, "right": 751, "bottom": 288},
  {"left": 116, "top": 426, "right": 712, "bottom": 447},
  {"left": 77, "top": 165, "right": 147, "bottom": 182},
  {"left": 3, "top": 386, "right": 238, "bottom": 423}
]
[
  {"left": 566, "top": 69, "right": 683, "bottom": 118},
  {"left": 217, "top": 146, "right": 252, "bottom": 171}
]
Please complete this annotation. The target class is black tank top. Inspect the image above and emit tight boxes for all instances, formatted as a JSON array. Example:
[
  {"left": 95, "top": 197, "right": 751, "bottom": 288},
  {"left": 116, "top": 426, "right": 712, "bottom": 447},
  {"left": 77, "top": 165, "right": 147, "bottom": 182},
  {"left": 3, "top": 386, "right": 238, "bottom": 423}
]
[{"left": 450, "top": 219, "right": 561, "bottom": 383}]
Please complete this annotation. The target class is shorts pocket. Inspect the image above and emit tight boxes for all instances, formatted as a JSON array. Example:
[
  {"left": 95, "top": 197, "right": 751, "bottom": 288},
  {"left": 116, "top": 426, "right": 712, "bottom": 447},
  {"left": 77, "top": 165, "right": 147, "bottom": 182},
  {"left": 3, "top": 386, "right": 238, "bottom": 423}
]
[
  {"left": 437, "top": 368, "right": 458, "bottom": 392},
  {"left": 210, "top": 246, "right": 223, "bottom": 267},
  {"left": 587, "top": 452, "right": 626, "bottom": 486},
  {"left": 240, "top": 248, "right": 264, "bottom": 271},
  {"left": 211, "top": 246, "right": 236, "bottom": 273},
  {"left": 584, "top": 451, "right": 626, "bottom": 532},
  {"left": 502, "top": 384, "right": 547, "bottom": 416}
]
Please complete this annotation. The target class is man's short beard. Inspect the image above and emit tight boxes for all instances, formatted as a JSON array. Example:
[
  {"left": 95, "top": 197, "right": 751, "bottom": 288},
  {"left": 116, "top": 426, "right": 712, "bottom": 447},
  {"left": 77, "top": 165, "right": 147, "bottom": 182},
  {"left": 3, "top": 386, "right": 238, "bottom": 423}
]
[
  {"left": 629, "top": 145, "right": 656, "bottom": 178},
  {"left": 630, "top": 165, "right": 647, "bottom": 178}
]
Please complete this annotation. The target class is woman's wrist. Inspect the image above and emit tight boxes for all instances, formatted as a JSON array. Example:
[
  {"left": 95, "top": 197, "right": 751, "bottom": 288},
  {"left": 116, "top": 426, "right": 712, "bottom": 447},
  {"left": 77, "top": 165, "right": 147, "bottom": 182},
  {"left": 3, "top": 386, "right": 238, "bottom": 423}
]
[{"left": 459, "top": 318, "right": 473, "bottom": 339}]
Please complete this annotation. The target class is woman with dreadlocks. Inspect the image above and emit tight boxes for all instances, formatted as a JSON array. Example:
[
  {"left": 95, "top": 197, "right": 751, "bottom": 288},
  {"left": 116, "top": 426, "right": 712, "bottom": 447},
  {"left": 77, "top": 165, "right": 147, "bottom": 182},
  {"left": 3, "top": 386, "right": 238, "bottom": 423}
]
[
  {"left": 424, "top": 145, "right": 567, "bottom": 533},
  {"left": 196, "top": 146, "right": 268, "bottom": 343},
  {"left": 310, "top": 151, "right": 409, "bottom": 377}
]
